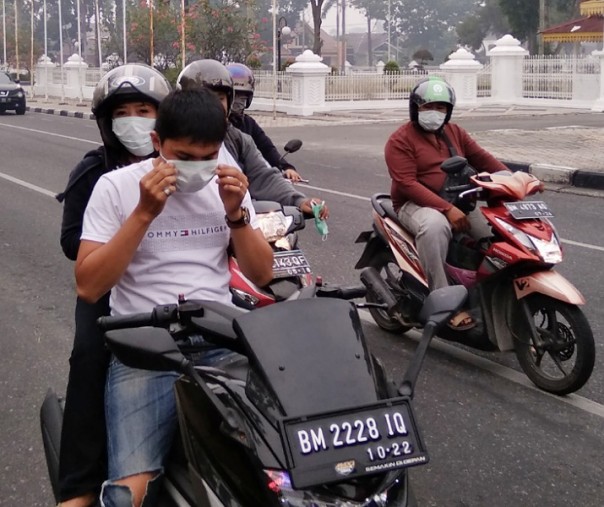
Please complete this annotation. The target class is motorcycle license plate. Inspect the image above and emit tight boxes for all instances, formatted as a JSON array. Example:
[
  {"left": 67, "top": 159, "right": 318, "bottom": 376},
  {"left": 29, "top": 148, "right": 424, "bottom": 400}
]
[
  {"left": 272, "top": 250, "right": 311, "bottom": 278},
  {"left": 281, "top": 398, "right": 428, "bottom": 488},
  {"left": 504, "top": 201, "right": 554, "bottom": 220}
]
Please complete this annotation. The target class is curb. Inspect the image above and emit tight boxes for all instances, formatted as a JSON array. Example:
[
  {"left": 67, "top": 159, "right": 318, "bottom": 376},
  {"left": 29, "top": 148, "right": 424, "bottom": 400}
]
[
  {"left": 24, "top": 106, "right": 604, "bottom": 192},
  {"left": 26, "top": 105, "right": 95, "bottom": 120}
]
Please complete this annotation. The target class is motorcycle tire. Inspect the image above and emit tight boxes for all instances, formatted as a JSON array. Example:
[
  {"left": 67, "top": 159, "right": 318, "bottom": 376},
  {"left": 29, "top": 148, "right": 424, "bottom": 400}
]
[
  {"left": 366, "top": 251, "right": 412, "bottom": 334},
  {"left": 515, "top": 294, "right": 595, "bottom": 396}
]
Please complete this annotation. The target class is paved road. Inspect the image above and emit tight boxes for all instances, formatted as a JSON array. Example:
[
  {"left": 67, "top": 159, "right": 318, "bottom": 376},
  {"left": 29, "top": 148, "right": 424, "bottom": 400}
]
[{"left": 0, "top": 112, "right": 602, "bottom": 506}]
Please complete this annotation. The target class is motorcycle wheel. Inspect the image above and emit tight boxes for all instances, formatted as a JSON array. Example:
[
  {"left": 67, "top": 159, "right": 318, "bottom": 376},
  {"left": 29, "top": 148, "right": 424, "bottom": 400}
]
[
  {"left": 366, "top": 252, "right": 412, "bottom": 334},
  {"left": 515, "top": 294, "right": 595, "bottom": 395}
]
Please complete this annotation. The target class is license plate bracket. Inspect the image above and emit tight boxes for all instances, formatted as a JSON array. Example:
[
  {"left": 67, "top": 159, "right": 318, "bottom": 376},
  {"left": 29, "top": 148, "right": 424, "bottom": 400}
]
[
  {"left": 280, "top": 398, "right": 428, "bottom": 488},
  {"left": 504, "top": 200, "right": 554, "bottom": 219},
  {"left": 272, "top": 249, "right": 311, "bottom": 279}
]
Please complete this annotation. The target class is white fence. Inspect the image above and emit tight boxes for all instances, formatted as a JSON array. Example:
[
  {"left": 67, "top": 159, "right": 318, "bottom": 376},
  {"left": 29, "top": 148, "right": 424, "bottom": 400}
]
[
  {"left": 32, "top": 41, "right": 604, "bottom": 114},
  {"left": 522, "top": 55, "right": 600, "bottom": 101}
]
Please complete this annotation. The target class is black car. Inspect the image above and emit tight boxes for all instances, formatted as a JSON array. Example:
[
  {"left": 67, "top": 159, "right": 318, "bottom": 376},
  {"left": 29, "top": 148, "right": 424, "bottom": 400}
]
[{"left": 0, "top": 71, "right": 26, "bottom": 115}]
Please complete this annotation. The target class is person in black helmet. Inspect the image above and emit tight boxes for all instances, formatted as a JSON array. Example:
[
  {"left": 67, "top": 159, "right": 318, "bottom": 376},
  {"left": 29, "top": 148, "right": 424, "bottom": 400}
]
[
  {"left": 177, "top": 59, "right": 328, "bottom": 219},
  {"left": 385, "top": 76, "right": 508, "bottom": 330},
  {"left": 227, "top": 62, "right": 304, "bottom": 182},
  {"left": 55, "top": 64, "right": 172, "bottom": 507}
]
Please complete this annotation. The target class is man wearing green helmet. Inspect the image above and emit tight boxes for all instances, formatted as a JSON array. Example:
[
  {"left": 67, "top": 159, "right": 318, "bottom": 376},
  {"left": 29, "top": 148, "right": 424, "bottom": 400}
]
[{"left": 385, "top": 76, "right": 509, "bottom": 330}]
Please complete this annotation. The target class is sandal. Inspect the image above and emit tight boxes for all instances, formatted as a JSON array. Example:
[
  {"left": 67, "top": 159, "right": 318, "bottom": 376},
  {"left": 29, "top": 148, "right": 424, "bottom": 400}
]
[{"left": 447, "top": 310, "right": 476, "bottom": 331}]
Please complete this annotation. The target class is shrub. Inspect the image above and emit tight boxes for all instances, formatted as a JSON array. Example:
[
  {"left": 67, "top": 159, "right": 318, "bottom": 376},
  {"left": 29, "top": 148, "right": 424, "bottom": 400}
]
[{"left": 384, "top": 60, "right": 400, "bottom": 74}]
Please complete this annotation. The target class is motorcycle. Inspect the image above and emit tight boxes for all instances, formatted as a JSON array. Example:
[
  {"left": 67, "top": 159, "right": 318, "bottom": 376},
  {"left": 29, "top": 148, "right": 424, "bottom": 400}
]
[
  {"left": 41, "top": 278, "right": 468, "bottom": 506},
  {"left": 229, "top": 200, "right": 313, "bottom": 308},
  {"left": 230, "top": 139, "right": 315, "bottom": 309},
  {"left": 355, "top": 156, "right": 595, "bottom": 395}
]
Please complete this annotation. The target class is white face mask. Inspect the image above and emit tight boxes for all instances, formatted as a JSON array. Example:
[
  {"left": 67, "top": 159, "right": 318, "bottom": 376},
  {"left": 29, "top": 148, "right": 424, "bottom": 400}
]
[
  {"left": 231, "top": 95, "right": 248, "bottom": 115},
  {"left": 160, "top": 151, "right": 218, "bottom": 193},
  {"left": 112, "top": 117, "right": 156, "bottom": 157},
  {"left": 418, "top": 110, "right": 447, "bottom": 132}
]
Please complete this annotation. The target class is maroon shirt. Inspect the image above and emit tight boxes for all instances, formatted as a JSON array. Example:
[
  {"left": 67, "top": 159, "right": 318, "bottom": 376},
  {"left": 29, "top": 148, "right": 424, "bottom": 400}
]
[{"left": 385, "top": 122, "right": 508, "bottom": 212}]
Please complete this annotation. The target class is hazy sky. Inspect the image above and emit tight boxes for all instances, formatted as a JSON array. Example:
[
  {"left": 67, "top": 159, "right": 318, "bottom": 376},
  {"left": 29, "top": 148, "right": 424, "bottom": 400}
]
[{"left": 303, "top": 5, "right": 385, "bottom": 36}]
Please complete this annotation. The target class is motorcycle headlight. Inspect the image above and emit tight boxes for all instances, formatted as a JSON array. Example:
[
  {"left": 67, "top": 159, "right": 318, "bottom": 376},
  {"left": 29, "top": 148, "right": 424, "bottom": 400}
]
[
  {"left": 494, "top": 218, "right": 562, "bottom": 264},
  {"left": 264, "top": 470, "right": 402, "bottom": 506}
]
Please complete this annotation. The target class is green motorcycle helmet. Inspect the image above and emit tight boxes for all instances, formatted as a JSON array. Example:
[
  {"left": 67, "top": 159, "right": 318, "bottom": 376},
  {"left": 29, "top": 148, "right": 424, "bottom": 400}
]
[{"left": 409, "top": 76, "right": 456, "bottom": 125}]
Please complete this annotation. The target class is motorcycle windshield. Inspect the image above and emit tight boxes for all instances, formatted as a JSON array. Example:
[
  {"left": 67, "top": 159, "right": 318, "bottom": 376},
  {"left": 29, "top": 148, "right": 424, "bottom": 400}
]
[{"left": 233, "top": 298, "right": 379, "bottom": 416}]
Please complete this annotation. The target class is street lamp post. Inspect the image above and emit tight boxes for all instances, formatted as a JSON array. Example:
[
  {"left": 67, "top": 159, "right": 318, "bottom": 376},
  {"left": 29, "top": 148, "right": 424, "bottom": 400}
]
[{"left": 277, "top": 17, "right": 290, "bottom": 72}]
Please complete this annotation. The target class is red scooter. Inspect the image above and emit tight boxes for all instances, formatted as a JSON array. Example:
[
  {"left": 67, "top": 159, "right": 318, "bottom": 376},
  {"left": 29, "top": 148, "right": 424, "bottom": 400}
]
[
  {"left": 355, "top": 157, "right": 595, "bottom": 395},
  {"left": 230, "top": 200, "right": 314, "bottom": 308}
]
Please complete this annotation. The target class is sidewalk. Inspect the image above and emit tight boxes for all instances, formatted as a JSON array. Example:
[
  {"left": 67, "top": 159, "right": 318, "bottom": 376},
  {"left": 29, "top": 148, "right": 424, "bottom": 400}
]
[{"left": 24, "top": 96, "right": 604, "bottom": 192}]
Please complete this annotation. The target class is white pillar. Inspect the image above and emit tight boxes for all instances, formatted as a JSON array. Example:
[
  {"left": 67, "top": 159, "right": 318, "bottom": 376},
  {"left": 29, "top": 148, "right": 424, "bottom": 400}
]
[
  {"left": 440, "top": 48, "right": 482, "bottom": 107},
  {"left": 375, "top": 60, "right": 385, "bottom": 74},
  {"left": 64, "top": 53, "right": 88, "bottom": 101},
  {"left": 488, "top": 34, "right": 528, "bottom": 103},
  {"left": 285, "top": 50, "right": 330, "bottom": 116},
  {"left": 34, "top": 54, "right": 55, "bottom": 97},
  {"left": 590, "top": 50, "right": 604, "bottom": 111}
]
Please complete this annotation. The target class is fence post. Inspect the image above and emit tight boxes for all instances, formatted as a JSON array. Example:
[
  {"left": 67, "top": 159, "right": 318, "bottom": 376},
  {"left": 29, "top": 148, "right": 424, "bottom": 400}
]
[
  {"left": 440, "top": 48, "right": 482, "bottom": 107},
  {"left": 34, "top": 55, "right": 55, "bottom": 99},
  {"left": 286, "top": 50, "right": 330, "bottom": 116},
  {"left": 591, "top": 50, "right": 604, "bottom": 111},
  {"left": 487, "top": 34, "right": 528, "bottom": 103},
  {"left": 64, "top": 54, "right": 88, "bottom": 102},
  {"left": 376, "top": 61, "right": 385, "bottom": 74}
]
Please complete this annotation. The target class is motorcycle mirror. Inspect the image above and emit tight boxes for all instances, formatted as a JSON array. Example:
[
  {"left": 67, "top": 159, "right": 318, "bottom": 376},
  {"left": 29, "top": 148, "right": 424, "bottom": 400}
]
[
  {"left": 105, "top": 327, "right": 189, "bottom": 373},
  {"left": 441, "top": 156, "right": 469, "bottom": 175},
  {"left": 417, "top": 285, "right": 468, "bottom": 327},
  {"left": 284, "top": 139, "right": 303, "bottom": 154},
  {"left": 398, "top": 285, "right": 468, "bottom": 398}
]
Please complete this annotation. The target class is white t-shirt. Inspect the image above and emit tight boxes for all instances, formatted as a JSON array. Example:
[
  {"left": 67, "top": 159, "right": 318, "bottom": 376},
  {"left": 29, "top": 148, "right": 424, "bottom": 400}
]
[{"left": 81, "top": 145, "right": 257, "bottom": 315}]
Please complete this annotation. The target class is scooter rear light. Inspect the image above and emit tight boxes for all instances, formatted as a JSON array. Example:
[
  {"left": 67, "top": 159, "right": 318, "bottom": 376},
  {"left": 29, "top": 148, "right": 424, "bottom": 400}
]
[
  {"left": 264, "top": 469, "right": 293, "bottom": 493},
  {"left": 263, "top": 469, "right": 400, "bottom": 506}
]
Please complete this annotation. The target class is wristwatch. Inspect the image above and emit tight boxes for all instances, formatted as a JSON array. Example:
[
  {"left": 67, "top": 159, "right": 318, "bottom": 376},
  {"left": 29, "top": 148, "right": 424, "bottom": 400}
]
[{"left": 225, "top": 207, "right": 250, "bottom": 229}]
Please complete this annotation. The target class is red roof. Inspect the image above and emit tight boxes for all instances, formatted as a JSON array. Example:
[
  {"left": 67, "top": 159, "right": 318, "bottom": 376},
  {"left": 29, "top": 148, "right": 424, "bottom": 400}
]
[{"left": 541, "top": 15, "right": 604, "bottom": 42}]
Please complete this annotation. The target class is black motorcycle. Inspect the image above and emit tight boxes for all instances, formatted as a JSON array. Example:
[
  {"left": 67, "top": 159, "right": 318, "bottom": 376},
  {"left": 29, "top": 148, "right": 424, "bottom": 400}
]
[{"left": 41, "top": 275, "right": 467, "bottom": 506}]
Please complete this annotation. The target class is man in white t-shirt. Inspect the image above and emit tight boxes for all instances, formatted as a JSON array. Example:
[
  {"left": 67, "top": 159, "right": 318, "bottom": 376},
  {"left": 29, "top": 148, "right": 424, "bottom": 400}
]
[{"left": 75, "top": 88, "right": 273, "bottom": 507}]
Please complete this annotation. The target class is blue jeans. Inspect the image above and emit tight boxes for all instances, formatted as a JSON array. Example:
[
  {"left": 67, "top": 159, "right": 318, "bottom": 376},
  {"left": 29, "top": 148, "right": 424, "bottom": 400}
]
[
  {"left": 100, "top": 341, "right": 234, "bottom": 506},
  {"left": 100, "top": 358, "right": 179, "bottom": 506}
]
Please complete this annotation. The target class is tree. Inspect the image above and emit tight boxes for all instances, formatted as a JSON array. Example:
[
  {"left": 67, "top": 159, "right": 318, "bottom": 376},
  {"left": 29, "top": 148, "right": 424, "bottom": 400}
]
[
  {"left": 186, "top": 0, "right": 265, "bottom": 63},
  {"left": 4, "top": 0, "right": 43, "bottom": 76},
  {"left": 496, "top": 0, "right": 581, "bottom": 52},
  {"left": 390, "top": 0, "right": 480, "bottom": 62},
  {"left": 352, "top": 0, "right": 386, "bottom": 66},
  {"left": 309, "top": 0, "right": 327, "bottom": 55},
  {"left": 126, "top": 0, "right": 180, "bottom": 68},
  {"left": 457, "top": 0, "right": 509, "bottom": 51},
  {"left": 412, "top": 48, "right": 433, "bottom": 65}
]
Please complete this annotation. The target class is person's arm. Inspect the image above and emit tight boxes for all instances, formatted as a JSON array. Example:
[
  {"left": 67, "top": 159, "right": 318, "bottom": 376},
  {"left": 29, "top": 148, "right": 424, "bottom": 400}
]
[
  {"left": 237, "top": 130, "right": 306, "bottom": 204},
  {"left": 216, "top": 165, "right": 273, "bottom": 287},
  {"left": 245, "top": 115, "right": 294, "bottom": 171},
  {"left": 59, "top": 152, "right": 105, "bottom": 261},
  {"left": 76, "top": 159, "right": 177, "bottom": 303}
]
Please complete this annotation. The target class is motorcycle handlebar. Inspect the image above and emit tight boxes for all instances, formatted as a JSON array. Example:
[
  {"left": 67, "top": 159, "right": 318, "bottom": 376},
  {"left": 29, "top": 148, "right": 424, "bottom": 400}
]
[
  {"left": 445, "top": 184, "right": 473, "bottom": 193},
  {"left": 97, "top": 303, "right": 179, "bottom": 331},
  {"left": 97, "top": 313, "right": 154, "bottom": 331}
]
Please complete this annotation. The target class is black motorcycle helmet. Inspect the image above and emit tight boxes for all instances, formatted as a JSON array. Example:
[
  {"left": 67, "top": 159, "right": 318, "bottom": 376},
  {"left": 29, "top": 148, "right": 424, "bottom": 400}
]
[
  {"left": 226, "top": 63, "right": 255, "bottom": 109},
  {"left": 177, "top": 59, "right": 235, "bottom": 114},
  {"left": 91, "top": 64, "right": 172, "bottom": 166},
  {"left": 409, "top": 76, "right": 456, "bottom": 125}
]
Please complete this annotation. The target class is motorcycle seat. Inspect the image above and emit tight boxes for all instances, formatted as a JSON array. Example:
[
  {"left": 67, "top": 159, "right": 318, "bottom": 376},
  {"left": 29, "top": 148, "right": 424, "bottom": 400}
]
[{"left": 380, "top": 199, "right": 403, "bottom": 225}]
